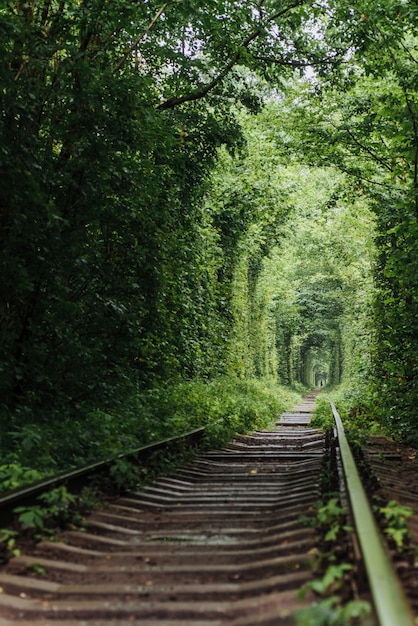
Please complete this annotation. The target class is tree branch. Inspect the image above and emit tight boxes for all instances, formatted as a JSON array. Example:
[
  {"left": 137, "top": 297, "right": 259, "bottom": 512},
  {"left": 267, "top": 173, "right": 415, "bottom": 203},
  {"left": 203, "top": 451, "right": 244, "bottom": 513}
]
[
  {"left": 157, "top": 57, "right": 238, "bottom": 110},
  {"left": 341, "top": 125, "right": 395, "bottom": 173},
  {"left": 344, "top": 171, "right": 395, "bottom": 189},
  {"left": 113, "top": 3, "right": 169, "bottom": 74},
  {"left": 253, "top": 54, "right": 342, "bottom": 67},
  {"left": 157, "top": 0, "right": 306, "bottom": 110},
  {"left": 399, "top": 39, "right": 418, "bottom": 65}
]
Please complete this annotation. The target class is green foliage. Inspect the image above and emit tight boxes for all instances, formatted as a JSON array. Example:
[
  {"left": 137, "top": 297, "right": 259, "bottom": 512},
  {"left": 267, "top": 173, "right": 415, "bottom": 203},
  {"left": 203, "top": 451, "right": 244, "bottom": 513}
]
[
  {"left": 14, "top": 505, "right": 46, "bottom": 531},
  {"left": 301, "top": 563, "right": 353, "bottom": 597},
  {"left": 311, "top": 398, "right": 334, "bottom": 431},
  {"left": 0, "top": 0, "right": 341, "bottom": 444},
  {"left": 0, "top": 0, "right": 325, "bottom": 475},
  {"left": 325, "top": 385, "right": 384, "bottom": 444},
  {"left": 316, "top": 499, "right": 350, "bottom": 542},
  {"left": 108, "top": 459, "right": 145, "bottom": 493},
  {"left": 305, "top": 498, "right": 352, "bottom": 547},
  {"left": 13, "top": 486, "right": 90, "bottom": 534},
  {"left": 372, "top": 215, "right": 418, "bottom": 443},
  {"left": 137, "top": 376, "right": 301, "bottom": 448},
  {"left": 0, "top": 376, "right": 299, "bottom": 489},
  {"left": 0, "top": 529, "right": 21, "bottom": 561},
  {"left": 0, "top": 464, "right": 45, "bottom": 492},
  {"left": 1, "top": 0, "right": 416, "bottom": 482},
  {"left": 297, "top": 494, "right": 371, "bottom": 625},
  {"left": 37, "top": 486, "right": 78, "bottom": 524},
  {"left": 293, "top": 596, "right": 372, "bottom": 626},
  {"left": 206, "top": 103, "right": 376, "bottom": 391},
  {"left": 278, "top": 4, "right": 418, "bottom": 443},
  {"left": 0, "top": 0, "right": 250, "bottom": 437},
  {"left": 25, "top": 562, "right": 47, "bottom": 577},
  {"left": 377, "top": 499, "right": 413, "bottom": 552},
  {"left": 14, "top": 486, "right": 79, "bottom": 531}
]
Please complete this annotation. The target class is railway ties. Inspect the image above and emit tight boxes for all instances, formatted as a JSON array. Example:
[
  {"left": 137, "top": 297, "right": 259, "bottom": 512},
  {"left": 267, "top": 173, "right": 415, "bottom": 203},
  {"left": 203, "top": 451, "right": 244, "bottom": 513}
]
[{"left": 0, "top": 396, "right": 324, "bottom": 625}]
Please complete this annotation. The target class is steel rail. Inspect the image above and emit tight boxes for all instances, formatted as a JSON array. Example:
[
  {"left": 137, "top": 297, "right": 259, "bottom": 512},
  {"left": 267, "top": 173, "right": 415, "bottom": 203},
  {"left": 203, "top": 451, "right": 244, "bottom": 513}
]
[
  {"left": 0, "top": 426, "right": 205, "bottom": 524},
  {"left": 331, "top": 401, "right": 415, "bottom": 626}
]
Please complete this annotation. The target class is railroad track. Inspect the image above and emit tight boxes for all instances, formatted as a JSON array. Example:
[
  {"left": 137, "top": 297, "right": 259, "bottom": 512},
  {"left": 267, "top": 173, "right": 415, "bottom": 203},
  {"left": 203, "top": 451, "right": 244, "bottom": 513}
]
[{"left": 0, "top": 393, "right": 416, "bottom": 625}]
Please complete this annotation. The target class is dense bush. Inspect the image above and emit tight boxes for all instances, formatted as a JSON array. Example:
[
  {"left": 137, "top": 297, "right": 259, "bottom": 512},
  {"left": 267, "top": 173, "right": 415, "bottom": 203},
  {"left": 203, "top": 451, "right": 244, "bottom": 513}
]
[{"left": 0, "top": 377, "right": 301, "bottom": 493}]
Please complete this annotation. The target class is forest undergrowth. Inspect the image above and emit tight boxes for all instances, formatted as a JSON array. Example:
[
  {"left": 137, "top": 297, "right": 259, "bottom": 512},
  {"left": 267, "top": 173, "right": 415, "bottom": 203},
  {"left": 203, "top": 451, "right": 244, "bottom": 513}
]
[{"left": 0, "top": 377, "right": 302, "bottom": 495}]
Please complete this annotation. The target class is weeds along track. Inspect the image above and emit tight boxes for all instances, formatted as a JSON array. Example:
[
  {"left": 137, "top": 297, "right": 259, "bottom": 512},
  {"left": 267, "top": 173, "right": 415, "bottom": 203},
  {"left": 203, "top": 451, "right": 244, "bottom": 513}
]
[
  {"left": 3, "top": 393, "right": 416, "bottom": 625},
  {"left": 0, "top": 394, "right": 324, "bottom": 625},
  {"left": 363, "top": 436, "right": 418, "bottom": 617}
]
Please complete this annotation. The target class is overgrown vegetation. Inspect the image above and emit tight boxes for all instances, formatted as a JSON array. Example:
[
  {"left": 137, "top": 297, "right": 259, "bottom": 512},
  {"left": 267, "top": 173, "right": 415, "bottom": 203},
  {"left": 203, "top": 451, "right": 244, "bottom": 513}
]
[
  {"left": 0, "top": 377, "right": 300, "bottom": 489},
  {"left": 1, "top": 10, "right": 418, "bottom": 626},
  {"left": 307, "top": 396, "right": 414, "bottom": 624},
  {"left": 376, "top": 499, "right": 414, "bottom": 553},
  {"left": 1, "top": 1, "right": 418, "bottom": 494},
  {"left": 282, "top": 2, "right": 418, "bottom": 443},
  {"left": 0, "top": 484, "right": 97, "bottom": 563},
  {"left": 296, "top": 445, "right": 373, "bottom": 625},
  {"left": 293, "top": 595, "right": 373, "bottom": 626},
  {"left": 0, "top": 1, "right": 317, "bottom": 483}
]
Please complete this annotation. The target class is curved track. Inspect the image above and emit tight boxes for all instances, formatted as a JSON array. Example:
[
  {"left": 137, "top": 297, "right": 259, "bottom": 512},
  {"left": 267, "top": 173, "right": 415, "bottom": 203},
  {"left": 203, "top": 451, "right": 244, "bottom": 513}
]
[
  {"left": 0, "top": 395, "right": 323, "bottom": 625},
  {"left": 1, "top": 393, "right": 417, "bottom": 625}
]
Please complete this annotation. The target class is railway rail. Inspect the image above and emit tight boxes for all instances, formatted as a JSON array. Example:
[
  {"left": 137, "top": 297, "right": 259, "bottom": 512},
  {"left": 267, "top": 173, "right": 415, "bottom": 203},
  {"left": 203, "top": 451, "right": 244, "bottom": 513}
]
[{"left": 0, "top": 393, "right": 416, "bottom": 625}]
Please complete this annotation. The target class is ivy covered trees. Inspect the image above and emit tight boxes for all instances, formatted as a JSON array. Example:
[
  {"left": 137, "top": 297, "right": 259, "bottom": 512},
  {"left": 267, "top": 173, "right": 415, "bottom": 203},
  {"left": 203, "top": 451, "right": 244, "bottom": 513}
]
[
  {"left": 0, "top": 2, "right": 251, "bottom": 419},
  {"left": 1, "top": 0, "right": 418, "bottom": 473},
  {"left": 206, "top": 105, "right": 376, "bottom": 392},
  {"left": 280, "top": 0, "right": 418, "bottom": 440},
  {"left": 1, "top": 0, "right": 333, "bottom": 465}
]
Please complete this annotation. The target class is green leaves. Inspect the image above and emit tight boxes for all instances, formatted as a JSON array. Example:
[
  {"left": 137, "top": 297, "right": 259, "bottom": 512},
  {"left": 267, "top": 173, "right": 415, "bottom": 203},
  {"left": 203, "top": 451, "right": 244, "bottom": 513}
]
[
  {"left": 14, "top": 486, "right": 80, "bottom": 532},
  {"left": 294, "top": 595, "right": 371, "bottom": 626},
  {"left": 0, "top": 464, "right": 44, "bottom": 493},
  {"left": 1, "top": 0, "right": 259, "bottom": 435},
  {"left": 308, "top": 563, "right": 353, "bottom": 595},
  {"left": 14, "top": 506, "right": 46, "bottom": 531},
  {"left": 378, "top": 499, "right": 413, "bottom": 551},
  {"left": 276, "top": 1, "right": 418, "bottom": 438}
]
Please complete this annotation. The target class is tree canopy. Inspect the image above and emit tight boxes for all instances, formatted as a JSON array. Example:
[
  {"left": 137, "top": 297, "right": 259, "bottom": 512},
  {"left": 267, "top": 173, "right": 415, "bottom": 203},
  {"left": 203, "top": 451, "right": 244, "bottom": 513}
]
[
  {"left": 1, "top": 0, "right": 418, "bottom": 473},
  {"left": 278, "top": 0, "right": 418, "bottom": 438}
]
